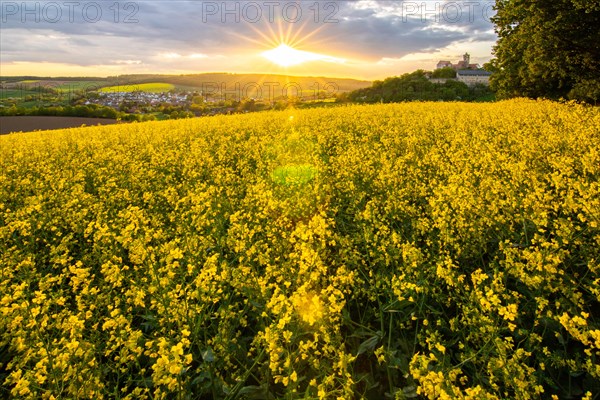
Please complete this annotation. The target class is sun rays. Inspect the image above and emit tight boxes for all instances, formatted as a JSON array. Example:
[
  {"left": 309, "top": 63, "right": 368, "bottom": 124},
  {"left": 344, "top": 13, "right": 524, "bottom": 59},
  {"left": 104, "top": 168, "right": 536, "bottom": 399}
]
[{"left": 226, "top": 12, "right": 345, "bottom": 69}]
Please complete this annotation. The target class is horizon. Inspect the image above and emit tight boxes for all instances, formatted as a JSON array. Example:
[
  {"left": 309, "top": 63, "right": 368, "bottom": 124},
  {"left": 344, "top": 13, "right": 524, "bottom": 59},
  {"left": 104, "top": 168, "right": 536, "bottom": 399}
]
[
  {"left": 0, "top": 71, "right": 373, "bottom": 81},
  {"left": 0, "top": 1, "right": 496, "bottom": 80}
]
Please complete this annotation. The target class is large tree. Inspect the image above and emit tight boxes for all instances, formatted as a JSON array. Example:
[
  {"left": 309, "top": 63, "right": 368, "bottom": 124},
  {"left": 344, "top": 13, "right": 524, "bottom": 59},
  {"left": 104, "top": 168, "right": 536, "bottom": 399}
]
[{"left": 490, "top": 0, "right": 600, "bottom": 102}]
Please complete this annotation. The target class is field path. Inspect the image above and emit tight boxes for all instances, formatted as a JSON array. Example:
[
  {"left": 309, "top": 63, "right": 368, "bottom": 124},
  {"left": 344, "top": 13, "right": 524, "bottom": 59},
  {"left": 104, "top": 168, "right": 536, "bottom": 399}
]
[{"left": 0, "top": 116, "right": 118, "bottom": 134}]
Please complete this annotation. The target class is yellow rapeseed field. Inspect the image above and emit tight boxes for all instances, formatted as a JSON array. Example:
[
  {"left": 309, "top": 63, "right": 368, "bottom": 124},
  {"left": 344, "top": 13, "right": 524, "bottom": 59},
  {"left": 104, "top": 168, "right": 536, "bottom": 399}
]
[{"left": 1, "top": 99, "right": 599, "bottom": 399}]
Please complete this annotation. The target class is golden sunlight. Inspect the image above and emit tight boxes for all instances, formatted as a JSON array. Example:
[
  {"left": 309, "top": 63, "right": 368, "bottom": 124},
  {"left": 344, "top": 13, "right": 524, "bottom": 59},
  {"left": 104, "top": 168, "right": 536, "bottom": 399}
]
[{"left": 261, "top": 44, "right": 344, "bottom": 67}]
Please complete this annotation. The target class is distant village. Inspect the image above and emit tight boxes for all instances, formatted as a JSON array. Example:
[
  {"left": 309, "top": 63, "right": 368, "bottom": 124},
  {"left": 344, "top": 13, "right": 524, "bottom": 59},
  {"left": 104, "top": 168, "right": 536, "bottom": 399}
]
[
  {"left": 82, "top": 91, "right": 194, "bottom": 114},
  {"left": 80, "top": 90, "right": 300, "bottom": 115},
  {"left": 84, "top": 91, "right": 189, "bottom": 109}
]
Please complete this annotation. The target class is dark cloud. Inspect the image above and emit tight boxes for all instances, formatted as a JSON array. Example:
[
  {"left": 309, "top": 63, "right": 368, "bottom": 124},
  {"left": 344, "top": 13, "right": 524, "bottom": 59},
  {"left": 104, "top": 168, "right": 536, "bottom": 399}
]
[{"left": 0, "top": 1, "right": 496, "bottom": 69}]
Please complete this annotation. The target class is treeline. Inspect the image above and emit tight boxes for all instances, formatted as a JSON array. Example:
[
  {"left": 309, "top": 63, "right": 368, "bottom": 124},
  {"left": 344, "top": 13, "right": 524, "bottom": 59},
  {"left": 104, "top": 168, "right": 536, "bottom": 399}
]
[
  {"left": 0, "top": 76, "right": 109, "bottom": 82},
  {"left": 490, "top": 1, "right": 599, "bottom": 102},
  {"left": 0, "top": 104, "right": 155, "bottom": 122},
  {"left": 345, "top": 70, "right": 493, "bottom": 103}
]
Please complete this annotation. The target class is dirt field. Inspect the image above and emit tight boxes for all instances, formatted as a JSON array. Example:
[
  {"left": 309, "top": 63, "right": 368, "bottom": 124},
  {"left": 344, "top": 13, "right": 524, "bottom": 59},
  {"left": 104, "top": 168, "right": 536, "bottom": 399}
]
[{"left": 0, "top": 116, "right": 118, "bottom": 135}]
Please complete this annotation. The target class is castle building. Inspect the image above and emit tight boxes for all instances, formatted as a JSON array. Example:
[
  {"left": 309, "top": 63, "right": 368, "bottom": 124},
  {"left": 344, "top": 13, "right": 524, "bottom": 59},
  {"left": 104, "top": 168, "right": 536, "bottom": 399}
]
[
  {"left": 436, "top": 53, "right": 479, "bottom": 70},
  {"left": 456, "top": 69, "right": 493, "bottom": 86},
  {"left": 436, "top": 60, "right": 453, "bottom": 69},
  {"left": 431, "top": 53, "right": 492, "bottom": 86}
]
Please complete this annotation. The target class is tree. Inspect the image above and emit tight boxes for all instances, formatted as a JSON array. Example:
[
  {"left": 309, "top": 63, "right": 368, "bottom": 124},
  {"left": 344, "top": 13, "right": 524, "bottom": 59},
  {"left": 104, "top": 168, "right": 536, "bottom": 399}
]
[
  {"left": 490, "top": 0, "right": 600, "bottom": 101},
  {"left": 347, "top": 70, "right": 490, "bottom": 103},
  {"left": 432, "top": 67, "right": 457, "bottom": 79},
  {"left": 237, "top": 98, "right": 256, "bottom": 112}
]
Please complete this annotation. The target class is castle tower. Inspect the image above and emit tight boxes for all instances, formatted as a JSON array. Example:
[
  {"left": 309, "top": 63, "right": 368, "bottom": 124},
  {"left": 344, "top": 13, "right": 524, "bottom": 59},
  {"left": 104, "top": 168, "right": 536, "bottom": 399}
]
[{"left": 463, "top": 53, "right": 471, "bottom": 65}]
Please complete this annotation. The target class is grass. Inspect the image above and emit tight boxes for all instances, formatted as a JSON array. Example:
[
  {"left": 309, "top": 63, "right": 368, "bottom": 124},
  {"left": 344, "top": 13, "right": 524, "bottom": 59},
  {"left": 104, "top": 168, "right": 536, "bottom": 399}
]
[
  {"left": 54, "top": 81, "right": 107, "bottom": 92},
  {"left": 0, "top": 89, "right": 39, "bottom": 100},
  {"left": 99, "top": 82, "right": 176, "bottom": 93}
]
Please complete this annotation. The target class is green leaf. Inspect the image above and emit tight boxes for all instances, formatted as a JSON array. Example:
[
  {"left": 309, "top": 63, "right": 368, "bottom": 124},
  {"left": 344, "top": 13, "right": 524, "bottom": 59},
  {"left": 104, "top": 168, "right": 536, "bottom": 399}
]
[
  {"left": 238, "top": 384, "right": 275, "bottom": 399},
  {"left": 357, "top": 333, "right": 382, "bottom": 356},
  {"left": 201, "top": 347, "right": 215, "bottom": 363},
  {"left": 401, "top": 385, "right": 418, "bottom": 398}
]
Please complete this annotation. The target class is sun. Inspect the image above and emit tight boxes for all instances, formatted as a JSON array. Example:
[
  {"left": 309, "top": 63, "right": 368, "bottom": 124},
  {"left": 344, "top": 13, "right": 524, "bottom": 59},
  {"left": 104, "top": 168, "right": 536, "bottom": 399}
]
[
  {"left": 261, "top": 44, "right": 344, "bottom": 67},
  {"left": 262, "top": 44, "right": 317, "bottom": 67}
]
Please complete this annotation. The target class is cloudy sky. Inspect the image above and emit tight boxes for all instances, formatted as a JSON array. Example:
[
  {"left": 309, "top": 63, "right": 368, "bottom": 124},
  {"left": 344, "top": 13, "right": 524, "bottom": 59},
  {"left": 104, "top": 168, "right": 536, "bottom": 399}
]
[{"left": 0, "top": 1, "right": 497, "bottom": 79}]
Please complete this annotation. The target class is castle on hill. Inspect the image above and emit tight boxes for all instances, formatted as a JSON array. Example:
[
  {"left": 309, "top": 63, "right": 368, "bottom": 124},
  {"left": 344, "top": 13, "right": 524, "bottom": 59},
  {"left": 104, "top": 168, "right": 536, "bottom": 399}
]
[
  {"left": 436, "top": 53, "right": 479, "bottom": 70},
  {"left": 433, "top": 53, "right": 492, "bottom": 86}
]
